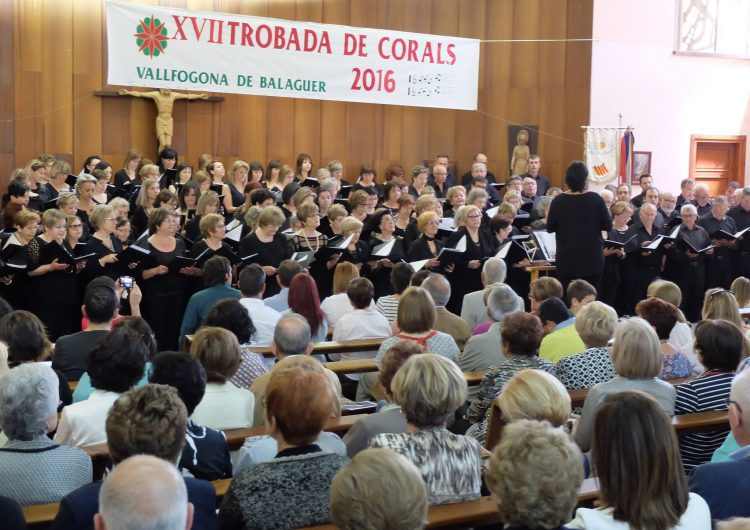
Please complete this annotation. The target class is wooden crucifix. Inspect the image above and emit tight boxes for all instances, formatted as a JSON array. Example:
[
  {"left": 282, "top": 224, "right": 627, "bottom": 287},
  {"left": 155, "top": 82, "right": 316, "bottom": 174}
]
[{"left": 96, "top": 89, "right": 224, "bottom": 152}]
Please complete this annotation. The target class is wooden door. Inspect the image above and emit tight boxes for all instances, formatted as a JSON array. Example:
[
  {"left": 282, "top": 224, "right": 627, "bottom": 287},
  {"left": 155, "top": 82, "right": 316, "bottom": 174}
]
[{"left": 689, "top": 135, "right": 746, "bottom": 197}]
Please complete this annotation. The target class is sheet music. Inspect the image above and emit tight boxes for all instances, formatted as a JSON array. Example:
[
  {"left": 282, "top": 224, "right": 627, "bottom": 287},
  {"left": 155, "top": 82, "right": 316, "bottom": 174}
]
[
  {"left": 225, "top": 221, "right": 243, "bottom": 243},
  {"left": 407, "top": 73, "right": 457, "bottom": 97},
  {"left": 438, "top": 217, "right": 456, "bottom": 232},
  {"left": 668, "top": 225, "right": 680, "bottom": 239},
  {"left": 485, "top": 206, "right": 499, "bottom": 218},
  {"left": 409, "top": 259, "right": 429, "bottom": 273},
  {"left": 533, "top": 231, "right": 556, "bottom": 261},
  {"left": 496, "top": 241, "right": 512, "bottom": 259},
  {"left": 644, "top": 236, "right": 664, "bottom": 250},
  {"left": 453, "top": 235, "right": 467, "bottom": 253},
  {"left": 372, "top": 239, "right": 395, "bottom": 257}
]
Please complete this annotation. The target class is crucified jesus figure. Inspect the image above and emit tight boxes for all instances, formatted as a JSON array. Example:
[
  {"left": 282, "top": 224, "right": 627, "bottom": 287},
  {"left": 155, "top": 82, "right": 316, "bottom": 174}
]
[{"left": 118, "top": 88, "right": 209, "bottom": 152}]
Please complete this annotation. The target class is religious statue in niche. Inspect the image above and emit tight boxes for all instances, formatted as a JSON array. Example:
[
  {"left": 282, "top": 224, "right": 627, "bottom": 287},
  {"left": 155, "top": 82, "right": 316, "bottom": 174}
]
[
  {"left": 118, "top": 88, "right": 209, "bottom": 151},
  {"left": 507, "top": 125, "right": 539, "bottom": 176}
]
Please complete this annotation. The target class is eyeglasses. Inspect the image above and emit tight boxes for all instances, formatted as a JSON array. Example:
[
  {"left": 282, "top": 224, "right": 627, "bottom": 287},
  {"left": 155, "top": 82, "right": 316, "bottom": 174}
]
[
  {"left": 728, "top": 399, "right": 742, "bottom": 415},
  {"left": 467, "top": 214, "right": 482, "bottom": 219},
  {"left": 69, "top": 224, "right": 83, "bottom": 229}
]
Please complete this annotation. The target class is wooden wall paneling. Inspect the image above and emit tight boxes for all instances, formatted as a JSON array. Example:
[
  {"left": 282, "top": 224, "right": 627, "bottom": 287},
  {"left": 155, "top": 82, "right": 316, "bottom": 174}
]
[
  {"left": 214, "top": 94, "right": 241, "bottom": 158},
  {"left": 377, "top": 0, "right": 404, "bottom": 171},
  {"left": 129, "top": 99, "right": 159, "bottom": 161},
  {"left": 293, "top": 0, "right": 323, "bottom": 164},
  {"left": 427, "top": 0, "right": 458, "bottom": 167},
  {"left": 0, "top": 0, "right": 15, "bottom": 179},
  {"left": 72, "top": 0, "right": 103, "bottom": 169},
  {"left": 562, "top": 0, "right": 593, "bottom": 175},
  {"left": 483, "top": 0, "right": 513, "bottom": 178},
  {"left": 184, "top": 100, "right": 215, "bottom": 167},
  {"left": 453, "top": 0, "right": 486, "bottom": 173},
  {"left": 170, "top": 101, "right": 189, "bottom": 158},
  {"left": 43, "top": 0, "right": 74, "bottom": 156}
]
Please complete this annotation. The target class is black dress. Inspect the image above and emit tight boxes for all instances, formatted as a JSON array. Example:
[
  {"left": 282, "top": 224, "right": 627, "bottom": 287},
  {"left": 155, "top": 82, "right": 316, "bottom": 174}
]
[
  {"left": 600, "top": 225, "right": 638, "bottom": 316},
  {"left": 130, "top": 206, "right": 150, "bottom": 240},
  {"left": 365, "top": 235, "right": 406, "bottom": 300},
  {"left": 340, "top": 240, "right": 371, "bottom": 272},
  {"left": 629, "top": 223, "right": 664, "bottom": 312},
  {"left": 114, "top": 169, "right": 138, "bottom": 190},
  {"left": 289, "top": 232, "right": 332, "bottom": 299},
  {"left": 666, "top": 224, "right": 711, "bottom": 322},
  {"left": 184, "top": 215, "right": 203, "bottom": 242},
  {"left": 407, "top": 235, "right": 444, "bottom": 266},
  {"left": 25, "top": 237, "right": 81, "bottom": 341},
  {"left": 546, "top": 192, "right": 612, "bottom": 290},
  {"left": 140, "top": 238, "right": 190, "bottom": 351},
  {"left": 445, "top": 227, "right": 496, "bottom": 314},
  {"left": 238, "top": 232, "right": 291, "bottom": 298},
  {"left": 81, "top": 234, "right": 124, "bottom": 282},
  {"left": 226, "top": 183, "right": 245, "bottom": 220}
]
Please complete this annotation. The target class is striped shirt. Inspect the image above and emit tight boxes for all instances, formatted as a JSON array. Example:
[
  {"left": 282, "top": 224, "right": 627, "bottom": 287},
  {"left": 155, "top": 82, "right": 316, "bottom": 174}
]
[
  {"left": 375, "top": 295, "right": 400, "bottom": 322},
  {"left": 675, "top": 370, "right": 735, "bottom": 473}
]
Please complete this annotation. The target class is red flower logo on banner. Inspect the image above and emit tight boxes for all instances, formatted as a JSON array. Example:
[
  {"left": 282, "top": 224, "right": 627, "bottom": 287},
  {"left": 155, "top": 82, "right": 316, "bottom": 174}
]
[{"left": 134, "top": 16, "right": 169, "bottom": 58}]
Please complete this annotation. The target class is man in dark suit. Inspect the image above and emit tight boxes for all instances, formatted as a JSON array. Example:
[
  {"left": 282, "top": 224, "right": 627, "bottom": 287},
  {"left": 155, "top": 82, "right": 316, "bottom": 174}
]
[
  {"left": 688, "top": 369, "right": 750, "bottom": 522},
  {"left": 429, "top": 154, "right": 457, "bottom": 188},
  {"left": 460, "top": 153, "right": 497, "bottom": 187},
  {"left": 51, "top": 384, "right": 219, "bottom": 530}
]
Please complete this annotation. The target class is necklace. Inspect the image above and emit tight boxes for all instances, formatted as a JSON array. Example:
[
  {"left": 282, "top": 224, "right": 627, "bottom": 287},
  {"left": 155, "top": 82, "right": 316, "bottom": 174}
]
[{"left": 300, "top": 229, "right": 321, "bottom": 252}]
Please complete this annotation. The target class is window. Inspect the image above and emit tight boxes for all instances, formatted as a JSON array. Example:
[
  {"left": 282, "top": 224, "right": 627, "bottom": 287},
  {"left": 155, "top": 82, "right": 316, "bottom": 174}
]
[{"left": 676, "top": 0, "right": 750, "bottom": 57}]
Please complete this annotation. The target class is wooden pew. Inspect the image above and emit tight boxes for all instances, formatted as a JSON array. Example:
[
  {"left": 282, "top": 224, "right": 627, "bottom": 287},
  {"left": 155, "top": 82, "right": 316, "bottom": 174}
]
[
  {"left": 82, "top": 414, "right": 366, "bottom": 480},
  {"left": 484, "top": 399, "right": 730, "bottom": 453},
  {"left": 568, "top": 376, "right": 694, "bottom": 408},
  {"left": 300, "top": 478, "right": 601, "bottom": 530},
  {"left": 183, "top": 335, "right": 385, "bottom": 359},
  {"left": 324, "top": 358, "right": 486, "bottom": 387}
]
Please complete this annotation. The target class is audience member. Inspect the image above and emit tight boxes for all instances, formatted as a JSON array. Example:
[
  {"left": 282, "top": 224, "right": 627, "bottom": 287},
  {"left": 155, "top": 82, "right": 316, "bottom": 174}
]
[
  {"left": 237, "top": 264, "right": 282, "bottom": 346},
  {"left": 555, "top": 302, "right": 618, "bottom": 411},
  {"left": 529, "top": 276, "right": 564, "bottom": 313},
  {"left": 540, "top": 279, "right": 596, "bottom": 364},
  {"left": 53, "top": 281, "right": 119, "bottom": 381},
  {"left": 466, "top": 312, "right": 555, "bottom": 445},
  {"left": 203, "top": 298, "right": 269, "bottom": 387},
  {"left": 51, "top": 384, "right": 218, "bottom": 530},
  {"left": 178, "top": 256, "right": 240, "bottom": 346},
  {"left": 460, "top": 258, "right": 518, "bottom": 329},
  {"left": 343, "top": 342, "right": 422, "bottom": 457},
  {"left": 283, "top": 273, "right": 328, "bottom": 342},
  {"left": 331, "top": 278, "right": 391, "bottom": 364},
  {"left": 689, "top": 368, "right": 750, "bottom": 521},
  {"left": 487, "top": 420, "right": 582, "bottom": 530},
  {"left": 320, "top": 262, "right": 372, "bottom": 326},
  {"left": 573, "top": 318, "right": 676, "bottom": 452},
  {"left": 220, "top": 366, "right": 350, "bottom": 529},
  {"left": 569, "top": 391, "right": 710, "bottom": 529},
  {"left": 95, "top": 455, "right": 193, "bottom": 530},
  {"left": 54, "top": 328, "right": 147, "bottom": 446},
  {"left": 149, "top": 351, "right": 232, "bottom": 481},
  {"left": 0, "top": 310, "right": 72, "bottom": 409},
  {"left": 251, "top": 314, "right": 342, "bottom": 426},
  {"left": 375, "top": 262, "right": 414, "bottom": 322},
  {"left": 370, "top": 354, "right": 482, "bottom": 505},
  {"left": 263, "top": 259, "right": 303, "bottom": 312},
  {"left": 675, "top": 320, "right": 741, "bottom": 473},
  {"left": 330, "top": 448, "right": 428, "bottom": 530},
  {"left": 460, "top": 284, "right": 524, "bottom": 400},
  {"left": 636, "top": 297, "right": 692, "bottom": 379},
  {"left": 189, "top": 326, "right": 254, "bottom": 430},
  {"left": 0, "top": 364, "right": 91, "bottom": 505},
  {"left": 420, "top": 273, "right": 471, "bottom": 349}
]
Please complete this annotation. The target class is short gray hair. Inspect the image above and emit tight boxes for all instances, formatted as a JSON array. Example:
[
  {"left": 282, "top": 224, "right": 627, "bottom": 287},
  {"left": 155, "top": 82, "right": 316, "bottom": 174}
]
[
  {"left": 488, "top": 285, "right": 524, "bottom": 322},
  {"left": 319, "top": 177, "right": 338, "bottom": 195},
  {"left": 391, "top": 354, "right": 467, "bottom": 428},
  {"left": 421, "top": 273, "right": 451, "bottom": 306},
  {"left": 98, "top": 454, "right": 188, "bottom": 530},
  {"left": 680, "top": 203, "right": 697, "bottom": 216},
  {"left": 730, "top": 368, "right": 750, "bottom": 430},
  {"left": 575, "top": 301, "right": 618, "bottom": 347},
  {"left": 742, "top": 187, "right": 750, "bottom": 199},
  {"left": 713, "top": 195, "right": 728, "bottom": 206},
  {"left": 483, "top": 257, "right": 507, "bottom": 284},
  {"left": 0, "top": 363, "right": 58, "bottom": 439},
  {"left": 273, "top": 314, "right": 311, "bottom": 357},
  {"left": 331, "top": 448, "right": 428, "bottom": 530}
]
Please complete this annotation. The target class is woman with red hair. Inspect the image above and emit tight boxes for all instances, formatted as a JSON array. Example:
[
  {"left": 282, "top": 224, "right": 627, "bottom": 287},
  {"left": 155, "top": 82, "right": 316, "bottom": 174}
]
[{"left": 284, "top": 273, "right": 328, "bottom": 343}]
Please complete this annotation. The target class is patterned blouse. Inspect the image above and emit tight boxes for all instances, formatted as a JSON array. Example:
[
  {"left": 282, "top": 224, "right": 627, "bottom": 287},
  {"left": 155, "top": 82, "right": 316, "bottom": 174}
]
[
  {"left": 466, "top": 355, "right": 556, "bottom": 446},
  {"left": 661, "top": 351, "right": 693, "bottom": 380},
  {"left": 556, "top": 347, "right": 616, "bottom": 414},
  {"left": 370, "top": 428, "right": 482, "bottom": 505},
  {"left": 229, "top": 347, "right": 269, "bottom": 390}
]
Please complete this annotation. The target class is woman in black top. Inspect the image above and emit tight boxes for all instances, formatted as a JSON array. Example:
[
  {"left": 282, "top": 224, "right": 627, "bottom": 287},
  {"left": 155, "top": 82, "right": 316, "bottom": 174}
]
[
  {"left": 82, "top": 204, "right": 130, "bottom": 281},
  {"left": 546, "top": 161, "right": 612, "bottom": 291},
  {"left": 600, "top": 201, "right": 637, "bottom": 316},
  {"left": 407, "top": 211, "right": 445, "bottom": 269},
  {"left": 184, "top": 191, "right": 220, "bottom": 242},
  {"left": 338, "top": 217, "right": 370, "bottom": 272},
  {"left": 629, "top": 203, "right": 664, "bottom": 313},
  {"left": 238, "top": 206, "right": 291, "bottom": 298},
  {"left": 444, "top": 205, "right": 496, "bottom": 314},
  {"left": 75, "top": 175, "right": 97, "bottom": 236},
  {"left": 140, "top": 208, "right": 198, "bottom": 350},
  {"left": 366, "top": 210, "right": 405, "bottom": 300},
  {"left": 46, "top": 160, "right": 74, "bottom": 201},
  {"left": 130, "top": 177, "right": 160, "bottom": 238},
  {"left": 26, "top": 209, "right": 82, "bottom": 340},
  {"left": 490, "top": 214, "right": 531, "bottom": 308},
  {"left": 113, "top": 149, "right": 142, "bottom": 190},
  {"left": 222, "top": 160, "right": 249, "bottom": 219}
]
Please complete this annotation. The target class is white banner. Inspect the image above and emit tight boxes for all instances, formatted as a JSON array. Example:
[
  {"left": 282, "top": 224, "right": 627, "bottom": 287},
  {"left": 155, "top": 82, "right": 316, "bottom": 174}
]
[
  {"left": 106, "top": 2, "right": 480, "bottom": 110},
  {"left": 584, "top": 128, "right": 619, "bottom": 184}
]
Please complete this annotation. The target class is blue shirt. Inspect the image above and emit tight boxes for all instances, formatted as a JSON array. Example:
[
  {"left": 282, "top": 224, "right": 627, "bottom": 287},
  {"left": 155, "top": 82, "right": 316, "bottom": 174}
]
[
  {"left": 553, "top": 316, "right": 576, "bottom": 332},
  {"left": 179, "top": 283, "right": 241, "bottom": 347},
  {"left": 263, "top": 287, "right": 289, "bottom": 312}
]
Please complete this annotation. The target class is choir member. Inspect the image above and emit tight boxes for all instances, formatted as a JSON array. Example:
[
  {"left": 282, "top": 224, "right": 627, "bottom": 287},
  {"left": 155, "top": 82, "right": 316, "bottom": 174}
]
[
  {"left": 81, "top": 205, "right": 125, "bottom": 281},
  {"left": 366, "top": 210, "right": 405, "bottom": 300},
  {"left": 339, "top": 217, "right": 370, "bottom": 270},
  {"left": 113, "top": 149, "right": 142, "bottom": 190},
  {"left": 394, "top": 195, "right": 415, "bottom": 238},
  {"left": 238, "top": 206, "right": 291, "bottom": 298},
  {"left": 222, "top": 160, "right": 249, "bottom": 218},
  {"left": 698, "top": 195, "right": 736, "bottom": 289},
  {"left": 26, "top": 209, "right": 82, "bottom": 340},
  {"left": 379, "top": 181, "right": 402, "bottom": 214},
  {"left": 140, "top": 208, "right": 197, "bottom": 350},
  {"left": 408, "top": 165, "right": 429, "bottom": 198},
  {"left": 47, "top": 160, "right": 73, "bottom": 200},
  {"left": 600, "top": 202, "right": 635, "bottom": 315},
  {"left": 667, "top": 204, "right": 713, "bottom": 322},
  {"left": 91, "top": 169, "right": 110, "bottom": 205},
  {"left": 206, "top": 160, "right": 226, "bottom": 187},
  {"left": 295, "top": 153, "right": 313, "bottom": 182},
  {"left": 629, "top": 203, "right": 664, "bottom": 311},
  {"left": 442, "top": 186, "right": 466, "bottom": 218},
  {"left": 130, "top": 177, "right": 160, "bottom": 239},
  {"left": 184, "top": 191, "right": 220, "bottom": 242},
  {"left": 406, "top": 211, "right": 444, "bottom": 271}
]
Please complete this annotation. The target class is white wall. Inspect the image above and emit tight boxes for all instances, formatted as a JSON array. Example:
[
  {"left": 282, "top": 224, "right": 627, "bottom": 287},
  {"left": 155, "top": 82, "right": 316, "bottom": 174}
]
[{"left": 590, "top": 0, "right": 750, "bottom": 195}]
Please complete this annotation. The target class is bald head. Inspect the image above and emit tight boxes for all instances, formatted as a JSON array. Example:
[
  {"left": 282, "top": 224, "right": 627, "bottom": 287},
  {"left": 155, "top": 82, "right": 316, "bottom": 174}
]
[
  {"left": 96, "top": 455, "right": 193, "bottom": 530},
  {"left": 421, "top": 273, "right": 451, "bottom": 307},
  {"left": 272, "top": 314, "right": 313, "bottom": 358}
]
